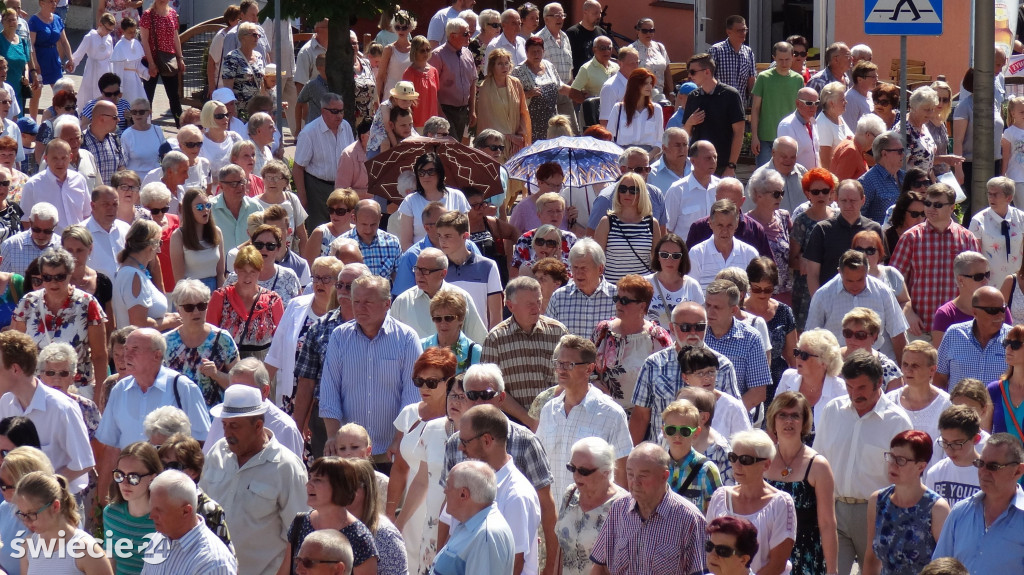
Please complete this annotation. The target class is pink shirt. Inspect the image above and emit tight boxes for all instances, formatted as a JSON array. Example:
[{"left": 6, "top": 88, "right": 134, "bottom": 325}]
[
  {"left": 335, "top": 139, "right": 368, "bottom": 194},
  {"left": 402, "top": 65, "right": 440, "bottom": 127}
]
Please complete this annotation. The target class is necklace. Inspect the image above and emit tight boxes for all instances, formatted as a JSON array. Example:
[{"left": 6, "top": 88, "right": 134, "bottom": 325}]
[{"left": 778, "top": 444, "right": 804, "bottom": 478}]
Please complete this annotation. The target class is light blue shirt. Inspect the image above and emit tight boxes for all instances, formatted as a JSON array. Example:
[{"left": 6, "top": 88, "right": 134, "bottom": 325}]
[
  {"left": 648, "top": 157, "right": 690, "bottom": 195},
  {"left": 431, "top": 504, "right": 515, "bottom": 575},
  {"left": 932, "top": 485, "right": 1024, "bottom": 572},
  {"left": 805, "top": 273, "right": 909, "bottom": 358},
  {"left": 141, "top": 516, "right": 237, "bottom": 575},
  {"left": 95, "top": 367, "right": 211, "bottom": 448},
  {"left": 0, "top": 502, "right": 21, "bottom": 575},
  {"left": 391, "top": 235, "right": 481, "bottom": 297},
  {"left": 211, "top": 195, "right": 263, "bottom": 250},
  {"left": 319, "top": 316, "right": 421, "bottom": 454}
]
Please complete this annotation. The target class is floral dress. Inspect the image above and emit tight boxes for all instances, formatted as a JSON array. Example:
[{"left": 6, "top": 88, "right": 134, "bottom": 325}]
[
  {"left": 220, "top": 49, "right": 265, "bottom": 121},
  {"left": 421, "top": 333, "right": 481, "bottom": 375},
  {"left": 353, "top": 56, "right": 378, "bottom": 124},
  {"left": 226, "top": 266, "right": 301, "bottom": 306},
  {"left": 895, "top": 120, "right": 936, "bottom": 174},
  {"left": 790, "top": 208, "right": 833, "bottom": 331},
  {"left": 206, "top": 285, "right": 283, "bottom": 362},
  {"left": 767, "top": 454, "right": 825, "bottom": 575},
  {"left": 512, "top": 60, "right": 561, "bottom": 143},
  {"left": 555, "top": 484, "right": 629, "bottom": 575},
  {"left": 763, "top": 209, "right": 793, "bottom": 294},
  {"left": 468, "top": 38, "right": 487, "bottom": 81},
  {"left": 871, "top": 485, "right": 941, "bottom": 575},
  {"left": 592, "top": 319, "right": 672, "bottom": 409},
  {"left": 511, "top": 229, "right": 576, "bottom": 269},
  {"left": 163, "top": 328, "right": 240, "bottom": 408},
  {"left": 413, "top": 417, "right": 455, "bottom": 573},
  {"left": 13, "top": 288, "right": 105, "bottom": 387}
]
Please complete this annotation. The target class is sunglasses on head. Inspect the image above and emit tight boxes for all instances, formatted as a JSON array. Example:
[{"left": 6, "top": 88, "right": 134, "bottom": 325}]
[
  {"left": 252, "top": 241, "right": 280, "bottom": 251},
  {"left": 960, "top": 271, "right": 991, "bottom": 282},
  {"left": 465, "top": 389, "right": 498, "bottom": 401},
  {"left": 565, "top": 463, "right": 598, "bottom": 476},
  {"left": 674, "top": 321, "right": 707, "bottom": 333},
  {"left": 727, "top": 452, "right": 768, "bottom": 465},
  {"left": 1004, "top": 339, "right": 1024, "bottom": 350},
  {"left": 113, "top": 469, "right": 154, "bottom": 485},
  {"left": 618, "top": 185, "right": 639, "bottom": 196},
  {"left": 40, "top": 273, "right": 67, "bottom": 283},
  {"left": 43, "top": 369, "right": 71, "bottom": 377},
  {"left": 149, "top": 206, "right": 170, "bottom": 215},
  {"left": 534, "top": 238, "right": 559, "bottom": 249},
  {"left": 413, "top": 376, "right": 448, "bottom": 389},
  {"left": 663, "top": 425, "right": 697, "bottom": 437},
  {"left": 180, "top": 302, "right": 209, "bottom": 313},
  {"left": 922, "top": 199, "right": 950, "bottom": 209},
  {"left": 842, "top": 328, "right": 870, "bottom": 340},
  {"left": 793, "top": 349, "right": 819, "bottom": 360},
  {"left": 808, "top": 187, "right": 831, "bottom": 196},
  {"left": 705, "top": 540, "right": 740, "bottom": 558},
  {"left": 974, "top": 304, "right": 1006, "bottom": 315},
  {"left": 328, "top": 207, "right": 351, "bottom": 217}
]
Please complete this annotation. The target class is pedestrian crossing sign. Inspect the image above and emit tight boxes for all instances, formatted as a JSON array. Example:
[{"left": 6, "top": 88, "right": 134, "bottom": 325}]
[{"left": 865, "top": 0, "right": 943, "bottom": 35}]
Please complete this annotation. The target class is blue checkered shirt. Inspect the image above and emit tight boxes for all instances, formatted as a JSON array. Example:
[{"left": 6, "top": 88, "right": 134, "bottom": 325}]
[
  {"left": 807, "top": 67, "right": 848, "bottom": 95},
  {"left": 0, "top": 230, "right": 59, "bottom": 275},
  {"left": 82, "top": 129, "right": 127, "bottom": 186},
  {"left": 708, "top": 40, "right": 756, "bottom": 107},
  {"left": 705, "top": 320, "right": 771, "bottom": 396},
  {"left": 545, "top": 278, "right": 617, "bottom": 337},
  {"left": 859, "top": 164, "right": 904, "bottom": 224},
  {"left": 631, "top": 345, "right": 741, "bottom": 441},
  {"left": 294, "top": 308, "right": 348, "bottom": 398},
  {"left": 936, "top": 320, "right": 1010, "bottom": 387},
  {"left": 341, "top": 228, "right": 401, "bottom": 279},
  {"left": 441, "top": 419, "right": 553, "bottom": 489}
]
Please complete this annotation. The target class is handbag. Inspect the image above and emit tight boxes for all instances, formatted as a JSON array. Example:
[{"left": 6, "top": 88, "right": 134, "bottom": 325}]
[{"left": 154, "top": 50, "right": 178, "bottom": 77}]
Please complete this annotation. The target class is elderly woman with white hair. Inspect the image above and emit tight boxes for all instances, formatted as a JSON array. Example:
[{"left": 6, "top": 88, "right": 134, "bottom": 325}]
[
  {"left": 746, "top": 169, "right": 792, "bottom": 300},
  {"left": 896, "top": 85, "right": 962, "bottom": 175},
  {"left": 774, "top": 328, "right": 846, "bottom": 441},
  {"left": 173, "top": 124, "right": 213, "bottom": 192},
  {"left": 38, "top": 341, "right": 100, "bottom": 438},
  {"left": 219, "top": 21, "right": 265, "bottom": 120},
  {"left": 143, "top": 406, "right": 192, "bottom": 446},
  {"left": 163, "top": 279, "right": 240, "bottom": 409},
  {"left": 113, "top": 218, "right": 179, "bottom": 330},
  {"left": 706, "top": 429, "right": 798, "bottom": 575},
  {"left": 198, "top": 100, "right": 244, "bottom": 185},
  {"left": 554, "top": 436, "right": 628, "bottom": 575},
  {"left": 121, "top": 97, "right": 167, "bottom": 175},
  {"left": 140, "top": 181, "right": 179, "bottom": 292},
  {"left": 815, "top": 82, "right": 852, "bottom": 170},
  {"left": 229, "top": 139, "right": 264, "bottom": 196}
]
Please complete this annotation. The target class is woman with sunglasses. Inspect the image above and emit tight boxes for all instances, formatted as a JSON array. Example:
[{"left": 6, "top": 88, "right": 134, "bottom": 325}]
[
  {"left": 421, "top": 289, "right": 480, "bottom": 374},
  {"left": 375, "top": 9, "right": 413, "bottom": 105},
  {"left": 871, "top": 82, "right": 901, "bottom": 129},
  {"left": 662, "top": 399, "right": 722, "bottom": 513},
  {"left": 789, "top": 168, "right": 836, "bottom": 331},
  {"left": 864, "top": 430, "right": 950, "bottom": 575},
  {"left": 465, "top": 186, "right": 517, "bottom": 282},
  {"left": 508, "top": 161, "right": 574, "bottom": 235},
  {"left": 121, "top": 97, "right": 166, "bottom": 176},
  {"left": 207, "top": 245, "right": 283, "bottom": 361},
  {"left": 163, "top": 279, "right": 239, "bottom": 409},
  {"left": 630, "top": 18, "right": 671, "bottom": 101},
  {"left": 305, "top": 188, "right": 358, "bottom": 263},
  {"left": 679, "top": 344, "right": 752, "bottom": 442},
  {"left": 470, "top": 10, "right": 502, "bottom": 81},
  {"left": 225, "top": 224, "right": 300, "bottom": 306},
  {"left": 840, "top": 307, "right": 904, "bottom": 391},
  {"left": 706, "top": 516, "right": 761, "bottom": 575},
  {"left": 595, "top": 173, "right": 661, "bottom": 283},
  {"left": 554, "top": 436, "right": 628, "bottom": 575},
  {"left": 138, "top": 182, "right": 175, "bottom": 291},
  {"left": 102, "top": 441, "right": 162, "bottom": 575},
  {"left": 219, "top": 22, "right": 264, "bottom": 121},
  {"left": 932, "top": 251, "right": 1008, "bottom": 348},
  {"left": 748, "top": 170, "right": 793, "bottom": 303},
  {"left": 882, "top": 187, "right": 927, "bottom": 259},
  {"left": 745, "top": 258, "right": 796, "bottom": 395},
  {"left": 199, "top": 100, "right": 244, "bottom": 186},
  {"left": 0, "top": 446, "right": 52, "bottom": 574},
  {"left": 592, "top": 274, "right": 671, "bottom": 409},
  {"left": 169, "top": 188, "right": 225, "bottom": 292},
  {"left": 644, "top": 233, "right": 702, "bottom": 328},
  {"left": 15, "top": 471, "right": 112, "bottom": 575},
  {"left": 988, "top": 325, "right": 1024, "bottom": 441},
  {"left": 157, "top": 433, "right": 233, "bottom": 550},
  {"left": 516, "top": 224, "right": 563, "bottom": 279},
  {"left": 764, "top": 391, "right": 839, "bottom": 575},
  {"left": 257, "top": 159, "right": 309, "bottom": 253},
  {"left": 385, "top": 347, "right": 453, "bottom": 574},
  {"left": 706, "top": 429, "right": 797, "bottom": 575},
  {"left": 774, "top": 329, "right": 846, "bottom": 440},
  {"left": 928, "top": 80, "right": 954, "bottom": 178},
  {"left": 398, "top": 152, "right": 470, "bottom": 250},
  {"left": 851, "top": 229, "right": 911, "bottom": 312},
  {"left": 265, "top": 257, "right": 342, "bottom": 415},
  {"left": 113, "top": 217, "right": 178, "bottom": 330},
  {"left": 11, "top": 247, "right": 108, "bottom": 392}
]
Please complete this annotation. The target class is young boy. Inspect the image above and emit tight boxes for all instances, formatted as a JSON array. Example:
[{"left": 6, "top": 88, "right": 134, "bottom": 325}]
[
  {"left": 661, "top": 398, "right": 722, "bottom": 513},
  {"left": 924, "top": 404, "right": 983, "bottom": 506},
  {"left": 677, "top": 385, "right": 734, "bottom": 486},
  {"left": 296, "top": 53, "right": 329, "bottom": 131},
  {"left": 434, "top": 211, "right": 503, "bottom": 328}
]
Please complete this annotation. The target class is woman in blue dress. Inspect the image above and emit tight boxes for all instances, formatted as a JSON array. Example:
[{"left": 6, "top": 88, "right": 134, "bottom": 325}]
[{"left": 28, "top": 0, "right": 73, "bottom": 87}]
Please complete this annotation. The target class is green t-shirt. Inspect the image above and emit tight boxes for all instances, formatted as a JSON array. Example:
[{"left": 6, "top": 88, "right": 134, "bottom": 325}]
[{"left": 752, "top": 68, "right": 805, "bottom": 141}]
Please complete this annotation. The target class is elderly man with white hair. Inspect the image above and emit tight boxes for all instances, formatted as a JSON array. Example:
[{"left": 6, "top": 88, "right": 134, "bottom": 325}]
[
  {"left": 429, "top": 17, "right": 476, "bottom": 141},
  {"left": 0, "top": 201, "right": 59, "bottom": 274},
  {"left": 19, "top": 139, "right": 91, "bottom": 232},
  {"left": 142, "top": 470, "right": 238, "bottom": 574},
  {"left": 51, "top": 113, "right": 100, "bottom": 192},
  {"left": 745, "top": 136, "right": 808, "bottom": 215},
  {"left": 546, "top": 237, "right": 617, "bottom": 337},
  {"left": 144, "top": 406, "right": 192, "bottom": 446},
  {"left": 434, "top": 460, "right": 515, "bottom": 574},
  {"left": 485, "top": 9, "right": 527, "bottom": 73},
  {"left": 850, "top": 44, "right": 872, "bottom": 67},
  {"left": 970, "top": 176, "right": 1024, "bottom": 286},
  {"left": 832, "top": 113, "right": 885, "bottom": 181},
  {"left": 296, "top": 530, "right": 356, "bottom": 575},
  {"left": 389, "top": 247, "right": 488, "bottom": 343}
]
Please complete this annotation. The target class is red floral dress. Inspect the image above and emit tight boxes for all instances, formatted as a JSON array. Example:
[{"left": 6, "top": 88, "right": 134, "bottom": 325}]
[
  {"left": 140, "top": 7, "right": 179, "bottom": 56},
  {"left": 13, "top": 288, "right": 106, "bottom": 386},
  {"left": 206, "top": 285, "right": 283, "bottom": 361}
]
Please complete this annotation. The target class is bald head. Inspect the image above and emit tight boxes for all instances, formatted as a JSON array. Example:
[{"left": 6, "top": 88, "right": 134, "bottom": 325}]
[
  {"left": 716, "top": 177, "right": 745, "bottom": 205},
  {"left": 627, "top": 442, "right": 671, "bottom": 470},
  {"left": 92, "top": 100, "right": 119, "bottom": 136}
]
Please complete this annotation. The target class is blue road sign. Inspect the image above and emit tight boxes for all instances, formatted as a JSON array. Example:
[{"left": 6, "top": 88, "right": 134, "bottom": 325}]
[{"left": 865, "top": 0, "right": 943, "bottom": 35}]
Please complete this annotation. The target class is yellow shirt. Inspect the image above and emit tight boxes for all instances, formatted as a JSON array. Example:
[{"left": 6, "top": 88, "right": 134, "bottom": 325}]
[{"left": 570, "top": 58, "right": 618, "bottom": 97}]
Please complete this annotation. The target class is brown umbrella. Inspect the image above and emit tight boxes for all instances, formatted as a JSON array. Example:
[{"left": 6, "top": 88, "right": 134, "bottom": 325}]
[{"left": 364, "top": 136, "right": 504, "bottom": 201}]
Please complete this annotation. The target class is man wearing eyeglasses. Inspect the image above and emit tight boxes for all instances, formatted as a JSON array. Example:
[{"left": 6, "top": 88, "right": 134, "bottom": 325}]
[
  {"left": 81, "top": 99, "right": 127, "bottom": 186},
  {"left": 537, "top": 2, "right": 577, "bottom": 133},
  {"left": 708, "top": 15, "right": 756, "bottom": 110},
  {"left": 211, "top": 163, "right": 263, "bottom": 249},
  {"left": 391, "top": 204, "right": 483, "bottom": 297},
  {"left": 431, "top": 18, "right": 476, "bottom": 142},
  {"left": 390, "top": 247, "right": 487, "bottom": 343},
  {"left": 0, "top": 202, "right": 58, "bottom": 274},
  {"left": 807, "top": 42, "right": 852, "bottom": 94},
  {"left": 814, "top": 351, "right": 912, "bottom": 575},
  {"left": 932, "top": 433, "right": 1024, "bottom": 573},
  {"left": 293, "top": 92, "right": 354, "bottom": 232},
  {"left": 804, "top": 179, "right": 883, "bottom": 295},
  {"left": 859, "top": 131, "right": 905, "bottom": 224},
  {"left": 83, "top": 185, "right": 129, "bottom": 280},
  {"left": 933, "top": 286, "right": 1011, "bottom": 391},
  {"left": 19, "top": 140, "right": 90, "bottom": 234},
  {"left": 776, "top": 87, "right": 820, "bottom": 170},
  {"left": 293, "top": 529, "right": 357, "bottom": 575}
]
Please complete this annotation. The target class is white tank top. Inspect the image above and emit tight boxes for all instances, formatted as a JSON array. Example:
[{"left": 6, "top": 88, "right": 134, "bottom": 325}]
[
  {"left": 384, "top": 43, "right": 412, "bottom": 95},
  {"left": 26, "top": 529, "right": 96, "bottom": 575}
]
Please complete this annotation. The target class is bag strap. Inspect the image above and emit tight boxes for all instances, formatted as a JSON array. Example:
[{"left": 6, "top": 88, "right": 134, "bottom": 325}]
[
  {"left": 611, "top": 216, "right": 653, "bottom": 273},
  {"left": 652, "top": 277, "right": 673, "bottom": 329},
  {"left": 238, "top": 289, "right": 263, "bottom": 345},
  {"left": 1000, "top": 379, "right": 1024, "bottom": 439},
  {"left": 613, "top": 105, "right": 622, "bottom": 143},
  {"left": 172, "top": 374, "right": 181, "bottom": 409},
  {"left": 288, "top": 511, "right": 310, "bottom": 573},
  {"left": 1012, "top": 276, "right": 1018, "bottom": 309},
  {"left": 678, "top": 457, "right": 704, "bottom": 494}
]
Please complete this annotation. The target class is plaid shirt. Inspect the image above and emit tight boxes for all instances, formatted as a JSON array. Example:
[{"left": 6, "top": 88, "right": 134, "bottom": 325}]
[
  {"left": 631, "top": 346, "right": 740, "bottom": 442},
  {"left": 807, "top": 67, "right": 849, "bottom": 95},
  {"left": 889, "top": 220, "right": 980, "bottom": 324},
  {"left": 0, "top": 229, "right": 58, "bottom": 275},
  {"left": 708, "top": 39, "right": 756, "bottom": 108},
  {"left": 590, "top": 490, "right": 707, "bottom": 575},
  {"left": 537, "top": 27, "right": 573, "bottom": 83},
  {"left": 705, "top": 320, "right": 771, "bottom": 397},
  {"left": 546, "top": 279, "right": 617, "bottom": 338},
  {"left": 859, "top": 164, "right": 905, "bottom": 223},
  {"left": 442, "top": 420, "right": 553, "bottom": 489},
  {"left": 668, "top": 448, "right": 722, "bottom": 514},
  {"left": 341, "top": 228, "right": 401, "bottom": 279},
  {"left": 481, "top": 315, "right": 568, "bottom": 409},
  {"left": 294, "top": 308, "right": 347, "bottom": 397},
  {"left": 82, "top": 129, "right": 126, "bottom": 186},
  {"left": 936, "top": 320, "right": 1010, "bottom": 386}
]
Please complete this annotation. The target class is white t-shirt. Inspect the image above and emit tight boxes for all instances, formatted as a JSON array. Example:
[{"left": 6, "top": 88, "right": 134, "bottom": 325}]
[
  {"left": 775, "top": 369, "right": 848, "bottom": 435},
  {"left": 714, "top": 392, "right": 753, "bottom": 442},
  {"left": 397, "top": 188, "right": 470, "bottom": 244},
  {"left": 924, "top": 457, "right": 981, "bottom": 506},
  {"left": 121, "top": 124, "right": 167, "bottom": 175},
  {"left": 885, "top": 386, "right": 951, "bottom": 467},
  {"left": 644, "top": 272, "right": 705, "bottom": 327},
  {"left": 815, "top": 110, "right": 852, "bottom": 149},
  {"left": 1003, "top": 125, "right": 1024, "bottom": 182}
]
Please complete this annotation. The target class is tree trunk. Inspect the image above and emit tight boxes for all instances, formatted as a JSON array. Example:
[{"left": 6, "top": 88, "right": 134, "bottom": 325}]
[{"left": 326, "top": 15, "right": 357, "bottom": 127}]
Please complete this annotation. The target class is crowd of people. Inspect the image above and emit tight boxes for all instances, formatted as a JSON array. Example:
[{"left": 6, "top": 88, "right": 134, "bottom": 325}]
[{"left": 0, "top": 0, "right": 1013, "bottom": 574}]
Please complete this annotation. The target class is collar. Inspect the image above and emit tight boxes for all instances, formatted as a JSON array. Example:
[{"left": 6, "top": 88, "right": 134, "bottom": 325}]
[
  {"left": 415, "top": 280, "right": 450, "bottom": 300},
  {"left": 970, "top": 484, "right": 1024, "bottom": 512},
  {"left": 172, "top": 515, "right": 209, "bottom": 544},
  {"left": 357, "top": 315, "right": 398, "bottom": 338},
  {"left": 568, "top": 278, "right": 614, "bottom": 298},
  {"left": 20, "top": 380, "right": 48, "bottom": 414},
  {"left": 924, "top": 219, "right": 954, "bottom": 234},
  {"left": 227, "top": 429, "right": 282, "bottom": 468},
  {"left": 630, "top": 490, "right": 673, "bottom": 519},
  {"left": 463, "top": 503, "right": 497, "bottom": 530},
  {"left": 554, "top": 384, "right": 602, "bottom": 411}
]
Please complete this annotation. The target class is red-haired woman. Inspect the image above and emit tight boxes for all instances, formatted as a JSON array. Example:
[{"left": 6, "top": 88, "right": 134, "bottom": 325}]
[
  {"left": 706, "top": 516, "right": 762, "bottom": 575},
  {"left": 607, "top": 68, "right": 663, "bottom": 155},
  {"left": 789, "top": 168, "right": 837, "bottom": 331}
]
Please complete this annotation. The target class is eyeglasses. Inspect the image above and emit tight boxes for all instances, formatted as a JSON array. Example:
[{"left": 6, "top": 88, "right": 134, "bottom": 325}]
[
  {"left": 552, "top": 359, "right": 587, "bottom": 370},
  {"left": 149, "top": 206, "right": 170, "bottom": 215},
  {"left": 842, "top": 329, "right": 871, "bottom": 341},
  {"left": 618, "top": 185, "right": 639, "bottom": 196},
  {"left": 775, "top": 412, "right": 802, "bottom": 421},
  {"left": 161, "top": 460, "right": 184, "bottom": 470},
  {"left": 907, "top": 210, "right": 926, "bottom": 218},
  {"left": 792, "top": 51, "right": 808, "bottom": 57},
  {"left": 486, "top": 22, "right": 501, "bottom": 28},
  {"left": 630, "top": 166, "right": 652, "bottom": 174},
  {"left": 220, "top": 180, "right": 245, "bottom": 188},
  {"left": 657, "top": 251, "right": 683, "bottom": 260},
  {"left": 797, "top": 98, "right": 818, "bottom": 107},
  {"left": 394, "top": 24, "right": 410, "bottom": 31},
  {"left": 793, "top": 349, "right": 819, "bottom": 360},
  {"left": 113, "top": 469, "right": 155, "bottom": 485},
  {"left": 335, "top": 281, "right": 353, "bottom": 292},
  {"left": 884, "top": 452, "right": 918, "bottom": 466},
  {"left": 705, "top": 540, "right": 740, "bottom": 558},
  {"left": 1005, "top": 339, "right": 1024, "bottom": 350},
  {"left": 417, "top": 168, "right": 437, "bottom": 177},
  {"left": 960, "top": 271, "right": 991, "bottom": 282},
  {"left": 639, "top": 28, "right": 655, "bottom": 34},
  {"left": 612, "top": 295, "right": 642, "bottom": 305},
  {"left": 102, "top": 90, "right": 121, "bottom": 98},
  {"left": 808, "top": 187, "right": 831, "bottom": 196},
  {"left": 853, "top": 246, "right": 878, "bottom": 256},
  {"left": 448, "top": 392, "right": 467, "bottom": 402},
  {"left": 31, "top": 227, "right": 55, "bottom": 235},
  {"left": 14, "top": 500, "right": 53, "bottom": 522},
  {"left": 686, "top": 367, "right": 718, "bottom": 379},
  {"left": 749, "top": 284, "right": 774, "bottom": 295},
  {"left": 911, "top": 179, "right": 933, "bottom": 188},
  {"left": 43, "top": 369, "right": 72, "bottom": 377},
  {"left": 533, "top": 238, "right": 560, "bottom": 249},
  {"left": 540, "top": 178, "right": 564, "bottom": 188},
  {"left": 673, "top": 321, "right": 707, "bottom": 333},
  {"left": 413, "top": 377, "right": 448, "bottom": 389},
  {"left": 974, "top": 304, "right": 1006, "bottom": 315},
  {"left": 459, "top": 433, "right": 486, "bottom": 448},
  {"left": 922, "top": 199, "right": 950, "bottom": 209},
  {"left": 465, "top": 389, "right": 498, "bottom": 401},
  {"left": 884, "top": 147, "right": 905, "bottom": 154},
  {"left": 181, "top": 140, "right": 203, "bottom": 149},
  {"left": 937, "top": 437, "right": 972, "bottom": 450},
  {"left": 663, "top": 425, "right": 697, "bottom": 437},
  {"left": 727, "top": 452, "right": 768, "bottom": 466},
  {"left": 252, "top": 241, "right": 280, "bottom": 251},
  {"left": 432, "top": 315, "right": 459, "bottom": 324},
  {"left": 972, "top": 458, "right": 1021, "bottom": 471},
  {"left": 328, "top": 207, "right": 351, "bottom": 217},
  {"left": 130, "top": 109, "right": 149, "bottom": 115},
  {"left": 40, "top": 273, "right": 68, "bottom": 283},
  {"left": 118, "top": 184, "right": 141, "bottom": 192},
  {"left": 565, "top": 463, "right": 598, "bottom": 476},
  {"left": 594, "top": 45, "right": 613, "bottom": 51},
  {"left": 485, "top": 144, "right": 505, "bottom": 152},
  {"left": 294, "top": 558, "right": 342, "bottom": 569},
  {"left": 179, "top": 302, "right": 209, "bottom": 313},
  {"left": 194, "top": 202, "right": 212, "bottom": 212},
  {"left": 322, "top": 107, "right": 344, "bottom": 115},
  {"left": 415, "top": 266, "right": 445, "bottom": 276},
  {"left": 213, "top": 112, "right": 230, "bottom": 120}
]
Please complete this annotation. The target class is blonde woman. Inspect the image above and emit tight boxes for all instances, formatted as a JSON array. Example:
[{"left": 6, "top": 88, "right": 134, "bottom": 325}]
[
  {"left": 594, "top": 172, "right": 662, "bottom": 282},
  {"left": 816, "top": 82, "right": 851, "bottom": 170},
  {"left": 0, "top": 446, "right": 54, "bottom": 574},
  {"left": 304, "top": 188, "right": 358, "bottom": 263},
  {"left": 401, "top": 35, "right": 439, "bottom": 130},
  {"left": 475, "top": 48, "right": 530, "bottom": 161},
  {"left": 929, "top": 80, "right": 954, "bottom": 176}
]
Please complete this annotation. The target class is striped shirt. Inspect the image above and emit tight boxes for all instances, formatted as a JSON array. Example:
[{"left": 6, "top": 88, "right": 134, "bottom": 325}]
[
  {"left": 141, "top": 517, "right": 237, "bottom": 575},
  {"left": 481, "top": 315, "right": 568, "bottom": 408},
  {"left": 603, "top": 215, "right": 654, "bottom": 283},
  {"left": 104, "top": 502, "right": 156, "bottom": 575},
  {"left": 319, "top": 315, "right": 422, "bottom": 455},
  {"left": 889, "top": 220, "right": 980, "bottom": 324},
  {"left": 546, "top": 279, "right": 617, "bottom": 338},
  {"left": 0, "top": 229, "right": 59, "bottom": 275},
  {"left": 668, "top": 448, "right": 722, "bottom": 514},
  {"left": 705, "top": 320, "right": 771, "bottom": 397},
  {"left": 590, "top": 490, "right": 708, "bottom": 575},
  {"left": 293, "top": 116, "right": 355, "bottom": 181}
]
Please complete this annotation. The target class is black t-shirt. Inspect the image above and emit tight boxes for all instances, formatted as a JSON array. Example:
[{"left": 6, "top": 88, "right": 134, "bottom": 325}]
[
  {"left": 682, "top": 82, "right": 745, "bottom": 171},
  {"left": 804, "top": 215, "right": 883, "bottom": 285},
  {"left": 565, "top": 23, "right": 608, "bottom": 76}
]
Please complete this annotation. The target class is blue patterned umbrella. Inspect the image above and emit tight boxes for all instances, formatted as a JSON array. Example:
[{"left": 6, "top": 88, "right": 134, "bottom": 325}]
[{"left": 505, "top": 136, "right": 624, "bottom": 188}]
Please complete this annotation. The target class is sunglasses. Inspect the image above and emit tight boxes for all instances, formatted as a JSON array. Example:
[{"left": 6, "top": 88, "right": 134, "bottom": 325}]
[
  {"left": 40, "top": 273, "right": 68, "bottom": 283},
  {"left": 102, "top": 90, "right": 121, "bottom": 97},
  {"left": 533, "top": 238, "right": 560, "bottom": 249},
  {"left": 876, "top": 99, "right": 893, "bottom": 107},
  {"left": 213, "top": 112, "right": 230, "bottom": 120},
  {"left": 808, "top": 187, "right": 831, "bottom": 196},
  {"left": 793, "top": 349, "right": 819, "bottom": 360},
  {"left": 911, "top": 179, "right": 933, "bottom": 188},
  {"left": 394, "top": 24, "right": 410, "bottom": 31},
  {"left": 853, "top": 246, "right": 878, "bottom": 256},
  {"left": 673, "top": 321, "right": 707, "bottom": 333},
  {"left": 907, "top": 210, "right": 926, "bottom": 218},
  {"left": 764, "top": 190, "right": 784, "bottom": 199},
  {"left": 180, "top": 302, "right": 209, "bottom": 313},
  {"left": 294, "top": 558, "right": 341, "bottom": 569},
  {"left": 61, "top": 104, "right": 77, "bottom": 111},
  {"left": 113, "top": 469, "right": 154, "bottom": 485},
  {"left": 252, "top": 241, "right": 280, "bottom": 251},
  {"left": 922, "top": 199, "right": 950, "bottom": 209},
  {"left": 884, "top": 452, "right": 917, "bottom": 466},
  {"left": 1004, "top": 339, "right": 1024, "bottom": 350},
  {"left": 618, "top": 185, "right": 639, "bottom": 196},
  {"left": 31, "top": 227, "right": 55, "bottom": 235},
  {"left": 43, "top": 369, "right": 72, "bottom": 377},
  {"left": 631, "top": 166, "right": 652, "bottom": 174},
  {"left": 613, "top": 295, "right": 642, "bottom": 306},
  {"left": 432, "top": 315, "right": 459, "bottom": 323},
  {"left": 797, "top": 98, "right": 818, "bottom": 106},
  {"left": 417, "top": 168, "right": 437, "bottom": 177},
  {"left": 465, "top": 389, "right": 498, "bottom": 401},
  {"left": 486, "top": 22, "right": 501, "bottom": 28},
  {"left": 749, "top": 284, "right": 773, "bottom": 295},
  {"left": 639, "top": 28, "right": 655, "bottom": 34},
  {"left": 960, "top": 271, "right": 991, "bottom": 282},
  {"left": 194, "top": 202, "right": 213, "bottom": 212},
  {"left": 663, "top": 425, "right": 697, "bottom": 437},
  {"left": 328, "top": 207, "right": 351, "bottom": 217},
  {"left": 939, "top": 97, "right": 951, "bottom": 104},
  {"left": 972, "top": 458, "right": 1021, "bottom": 471},
  {"left": 727, "top": 452, "right": 768, "bottom": 466},
  {"left": 658, "top": 251, "right": 683, "bottom": 260},
  {"left": 551, "top": 359, "right": 586, "bottom": 370},
  {"left": 335, "top": 281, "right": 353, "bottom": 291},
  {"left": 130, "top": 109, "right": 149, "bottom": 115},
  {"left": 705, "top": 540, "right": 740, "bottom": 558},
  {"left": 413, "top": 377, "right": 448, "bottom": 389},
  {"left": 565, "top": 463, "right": 598, "bottom": 476},
  {"left": 323, "top": 107, "right": 345, "bottom": 115},
  {"left": 486, "top": 144, "right": 505, "bottom": 152},
  {"left": 792, "top": 51, "right": 808, "bottom": 57},
  {"left": 0, "top": 481, "right": 12, "bottom": 491},
  {"left": 149, "top": 206, "right": 170, "bottom": 215},
  {"left": 182, "top": 140, "right": 203, "bottom": 149},
  {"left": 161, "top": 460, "right": 184, "bottom": 470},
  {"left": 974, "top": 304, "right": 1006, "bottom": 315},
  {"left": 842, "top": 329, "right": 871, "bottom": 340}
]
